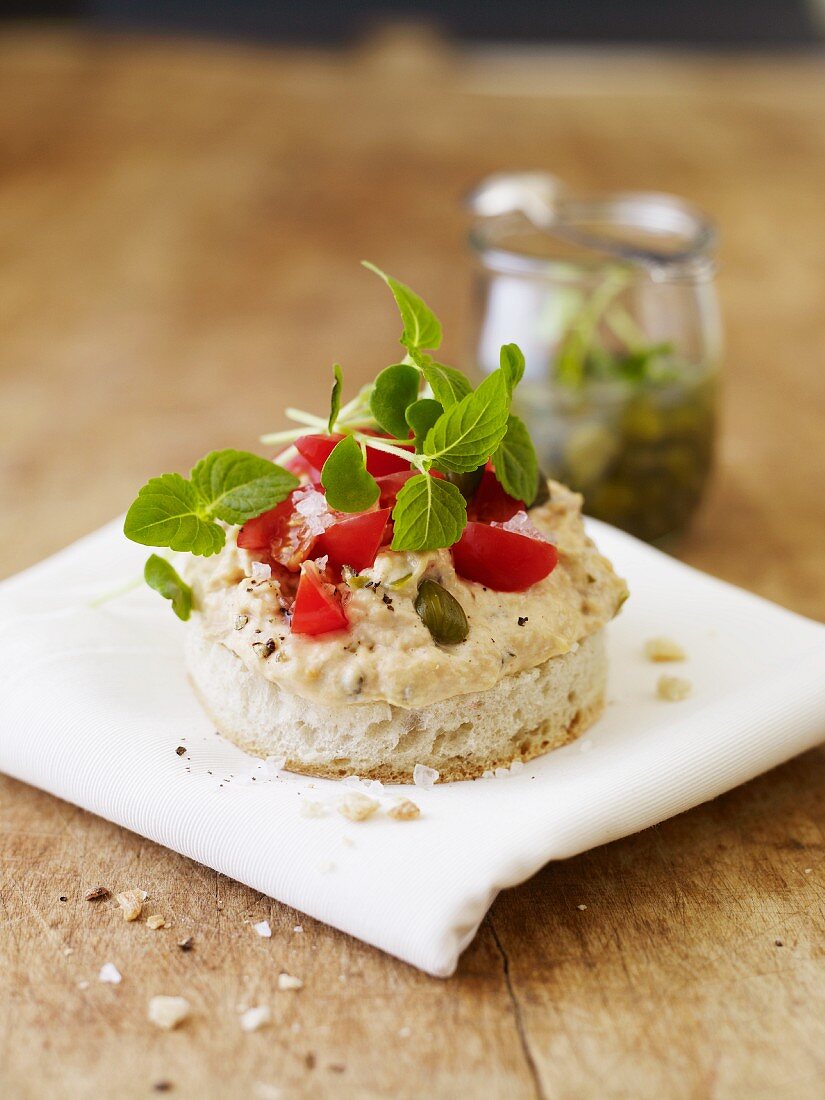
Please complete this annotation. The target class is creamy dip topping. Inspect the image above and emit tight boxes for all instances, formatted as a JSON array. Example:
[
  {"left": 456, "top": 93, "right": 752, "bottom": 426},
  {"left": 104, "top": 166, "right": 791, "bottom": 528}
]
[{"left": 186, "top": 481, "right": 627, "bottom": 710}]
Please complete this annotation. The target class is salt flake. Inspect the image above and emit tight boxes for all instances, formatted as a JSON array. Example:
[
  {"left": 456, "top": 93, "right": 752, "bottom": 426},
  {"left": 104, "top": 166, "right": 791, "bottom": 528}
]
[
  {"left": 253, "top": 920, "right": 272, "bottom": 939},
  {"left": 98, "top": 963, "right": 122, "bottom": 985},
  {"left": 413, "top": 764, "right": 439, "bottom": 790},
  {"left": 240, "top": 1005, "right": 272, "bottom": 1032},
  {"left": 251, "top": 561, "right": 272, "bottom": 581}
]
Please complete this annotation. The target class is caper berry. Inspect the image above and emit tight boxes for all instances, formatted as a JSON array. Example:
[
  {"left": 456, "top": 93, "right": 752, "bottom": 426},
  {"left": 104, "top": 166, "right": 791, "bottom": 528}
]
[
  {"left": 444, "top": 467, "right": 484, "bottom": 502},
  {"left": 414, "top": 579, "right": 469, "bottom": 646},
  {"left": 531, "top": 470, "right": 552, "bottom": 508}
]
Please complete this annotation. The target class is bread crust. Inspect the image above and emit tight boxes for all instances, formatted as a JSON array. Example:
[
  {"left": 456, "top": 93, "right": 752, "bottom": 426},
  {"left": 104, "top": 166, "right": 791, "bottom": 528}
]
[{"left": 186, "top": 619, "right": 607, "bottom": 783}]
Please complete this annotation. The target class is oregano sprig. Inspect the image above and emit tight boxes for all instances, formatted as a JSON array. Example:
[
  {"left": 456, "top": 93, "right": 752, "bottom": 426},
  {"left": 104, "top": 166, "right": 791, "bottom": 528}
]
[{"left": 124, "top": 449, "right": 299, "bottom": 557}]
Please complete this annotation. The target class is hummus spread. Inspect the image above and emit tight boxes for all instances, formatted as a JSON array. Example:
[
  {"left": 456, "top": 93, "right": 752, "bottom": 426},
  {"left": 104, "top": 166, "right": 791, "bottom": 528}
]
[{"left": 187, "top": 481, "right": 627, "bottom": 710}]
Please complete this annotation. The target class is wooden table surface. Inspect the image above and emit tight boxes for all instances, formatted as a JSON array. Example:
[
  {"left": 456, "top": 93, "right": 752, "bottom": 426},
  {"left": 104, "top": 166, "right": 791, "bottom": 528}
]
[{"left": 1, "top": 27, "right": 824, "bottom": 1100}]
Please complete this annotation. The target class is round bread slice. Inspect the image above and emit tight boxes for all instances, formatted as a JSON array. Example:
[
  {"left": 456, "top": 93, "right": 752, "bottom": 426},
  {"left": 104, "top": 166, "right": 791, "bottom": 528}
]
[{"left": 185, "top": 618, "right": 607, "bottom": 782}]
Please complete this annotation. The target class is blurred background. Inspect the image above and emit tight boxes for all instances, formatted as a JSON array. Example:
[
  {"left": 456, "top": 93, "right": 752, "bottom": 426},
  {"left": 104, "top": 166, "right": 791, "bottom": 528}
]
[
  {"left": 1, "top": 1, "right": 824, "bottom": 615},
  {"left": 8, "top": 1, "right": 825, "bottom": 46}
]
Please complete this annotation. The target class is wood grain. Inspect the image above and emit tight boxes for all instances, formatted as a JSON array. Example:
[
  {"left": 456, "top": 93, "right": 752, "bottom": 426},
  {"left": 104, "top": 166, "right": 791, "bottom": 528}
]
[{"left": 1, "top": 27, "right": 823, "bottom": 1099}]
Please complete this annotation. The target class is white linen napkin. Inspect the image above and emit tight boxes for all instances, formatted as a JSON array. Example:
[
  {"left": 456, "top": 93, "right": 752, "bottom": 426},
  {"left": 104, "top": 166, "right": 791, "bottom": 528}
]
[{"left": 1, "top": 518, "right": 824, "bottom": 977}]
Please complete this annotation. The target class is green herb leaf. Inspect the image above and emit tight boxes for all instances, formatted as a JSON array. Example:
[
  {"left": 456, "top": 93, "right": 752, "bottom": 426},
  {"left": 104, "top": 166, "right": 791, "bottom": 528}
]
[
  {"left": 405, "top": 398, "right": 443, "bottom": 452},
  {"left": 499, "top": 343, "right": 525, "bottom": 391},
  {"left": 424, "top": 370, "right": 510, "bottom": 473},
  {"left": 370, "top": 362, "right": 420, "bottom": 439},
  {"left": 144, "top": 554, "right": 193, "bottom": 621},
  {"left": 362, "top": 261, "right": 442, "bottom": 352},
  {"left": 420, "top": 361, "right": 473, "bottom": 408},
  {"left": 328, "top": 363, "right": 343, "bottom": 433},
  {"left": 321, "top": 434, "right": 380, "bottom": 513},
  {"left": 492, "top": 415, "right": 539, "bottom": 505},
  {"left": 191, "top": 450, "right": 299, "bottom": 525},
  {"left": 123, "top": 474, "right": 225, "bottom": 557},
  {"left": 391, "top": 473, "right": 467, "bottom": 551},
  {"left": 124, "top": 450, "right": 299, "bottom": 557}
]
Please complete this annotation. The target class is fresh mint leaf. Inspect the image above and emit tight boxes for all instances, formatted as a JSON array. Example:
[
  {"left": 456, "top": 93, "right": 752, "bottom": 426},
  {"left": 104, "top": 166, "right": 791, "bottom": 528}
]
[
  {"left": 124, "top": 450, "right": 298, "bottom": 557},
  {"left": 492, "top": 414, "right": 538, "bottom": 505},
  {"left": 499, "top": 344, "right": 525, "bottom": 391},
  {"left": 421, "top": 361, "right": 473, "bottom": 408},
  {"left": 144, "top": 554, "right": 193, "bottom": 621},
  {"left": 321, "top": 434, "right": 380, "bottom": 513},
  {"left": 406, "top": 398, "right": 443, "bottom": 452},
  {"left": 123, "top": 474, "right": 225, "bottom": 557},
  {"left": 391, "top": 473, "right": 467, "bottom": 551},
  {"left": 328, "top": 363, "right": 343, "bottom": 433},
  {"left": 362, "top": 261, "right": 442, "bottom": 352},
  {"left": 424, "top": 370, "right": 510, "bottom": 473},
  {"left": 191, "top": 450, "right": 299, "bottom": 525},
  {"left": 370, "top": 362, "right": 420, "bottom": 439}
]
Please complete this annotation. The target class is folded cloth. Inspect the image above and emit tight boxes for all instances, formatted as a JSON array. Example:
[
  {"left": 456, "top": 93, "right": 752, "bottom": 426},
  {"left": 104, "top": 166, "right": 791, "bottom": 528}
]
[{"left": 1, "top": 519, "right": 823, "bottom": 977}]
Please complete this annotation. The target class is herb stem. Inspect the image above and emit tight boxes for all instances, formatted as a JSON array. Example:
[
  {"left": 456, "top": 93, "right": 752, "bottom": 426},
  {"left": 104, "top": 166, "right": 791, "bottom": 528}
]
[
  {"left": 284, "top": 408, "right": 329, "bottom": 429},
  {"left": 259, "top": 426, "right": 308, "bottom": 446},
  {"left": 89, "top": 574, "right": 144, "bottom": 608},
  {"left": 352, "top": 432, "right": 425, "bottom": 471}
]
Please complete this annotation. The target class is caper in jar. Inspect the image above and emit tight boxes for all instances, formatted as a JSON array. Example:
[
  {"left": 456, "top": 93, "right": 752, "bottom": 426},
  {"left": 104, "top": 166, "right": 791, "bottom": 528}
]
[{"left": 414, "top": 579, "right": 469, "bottom": 646}]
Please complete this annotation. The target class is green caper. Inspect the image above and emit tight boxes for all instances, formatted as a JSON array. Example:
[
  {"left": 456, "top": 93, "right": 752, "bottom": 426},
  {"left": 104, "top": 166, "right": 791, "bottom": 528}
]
[
  {"left": 444, "top": 467, "right": 484, "bottom": 502},
  {"left": 414, "top": 579, "right": 469, "bottom": 646},
  {"left": 531, "top": 469, "right": 551, "bottom": 508}
]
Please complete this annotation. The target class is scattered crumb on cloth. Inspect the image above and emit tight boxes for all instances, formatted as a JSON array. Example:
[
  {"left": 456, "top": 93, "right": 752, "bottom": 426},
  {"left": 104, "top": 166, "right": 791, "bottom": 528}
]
[
  {"left": 148, "top": 995, "right": 191, "bottom": 1030},
  {"left": 657, "top": 674, "right": 692, "bottom": 701},
  {"left": 645, "top": 636, "right": 687, "bottom": 662}
]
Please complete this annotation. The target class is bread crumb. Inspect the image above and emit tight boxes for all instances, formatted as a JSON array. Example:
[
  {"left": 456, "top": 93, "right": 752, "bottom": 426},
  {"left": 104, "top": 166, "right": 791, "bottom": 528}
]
[
  {"left": 146, "top": 914, "right": 166, "bottom": 930},
  {"left": 293, "top": 925, "right": 303, "bottom": 933},
  {"left": 148, "top": 995, "right": 191, "bottom": 1030},
  {"left": 84, "top": 886, "right": 110, "bottom": 901},
  {"left": 337, "top": 792, "right": 379, "bottom": 822},
  {"left": 413, "top": 764, "right": 439, "bottom": 789},
  {"left": 253, "top": 1085, "right": 284, "bottom": 1100},
  {"left": 387, "top": 798, "right": 420, "bottom": 821},
  {"left": 577, "top": 904, "right": 588, "bottom": 911},
  {"left": 98, "top": 962, "right": 122, "bottom": 985},
  {"left": 277, "top": 972, "right": 303, "bottom": 991},
  {"left": 240, "top": 1005, "right": 272, "bottom": 1032},
  {"left": 300, "top": 800, "right": 327, "bottom": 818},
  {"left": 657, "top": 674, "right": 692, "bottom": 701},
  {"left": 77, "top": 980, "right": 90, "bottom": 990},
  {"left": 253, "top": 920, "right": 272, "bottom": 939},
  {"left": 116, "top": 889, "right": 146, "bottom": 922},
  {"left": 63, "top": 946, "right": 74, "bottom": 956},
  {"left": 398, "top": 1026, "right": 411, "bottom": 1038},
  {"left": 645, "top": 637, "right": 686, "bottom": 662}
]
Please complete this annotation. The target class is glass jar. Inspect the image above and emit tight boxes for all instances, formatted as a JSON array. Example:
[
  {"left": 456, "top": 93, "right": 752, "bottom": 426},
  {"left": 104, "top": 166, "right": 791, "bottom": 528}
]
[{"left": 467, "top": 174, "right": 722, "bottom": 544}]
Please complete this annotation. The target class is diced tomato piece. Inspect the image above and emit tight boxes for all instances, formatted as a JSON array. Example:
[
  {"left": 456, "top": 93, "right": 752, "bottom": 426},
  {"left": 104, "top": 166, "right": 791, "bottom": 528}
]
[
  {"left": 291, "top": 564, "right": 348, "bottom": 636},
  {"left": 451, "top": 522, "right": 558, "bottom": 591},
  {"left": 237, "top": 491, "right": 317, "bottom": 570},
  {"left": 375, "top": 471, "right": 417, "bottom": 508},
  {"left": 295, "top": 433, "right": 344, "bottom": 473},
  {"left": 237, "top": 498, "right": 293, "bottom": 550},
  {"left": 295, "top": 433, "right": 414, "bottom": 478},
  {"left": 375, "top": 469, "right": 446, "bottom": 509},
  {"left": 315, "top": 508, "right": 390, "bottom": 575},
  {"left": 468, "top": 467, "right": 524, "bottom": 523},
  {"left": 282, "top": 450, "right": 319, "bottom": 481}
]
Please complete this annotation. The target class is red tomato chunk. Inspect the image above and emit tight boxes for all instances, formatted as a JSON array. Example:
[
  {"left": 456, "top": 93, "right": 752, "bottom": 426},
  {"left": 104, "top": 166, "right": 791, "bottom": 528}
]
[
  {"left": 315, "top": 508, "right": 390, "bottom": 574},
  {"left": 451, "top": 522, "right": 558, "bottom": 592},
  {"left": 291, "top": 565, "right": 348, "bottom": 635}
]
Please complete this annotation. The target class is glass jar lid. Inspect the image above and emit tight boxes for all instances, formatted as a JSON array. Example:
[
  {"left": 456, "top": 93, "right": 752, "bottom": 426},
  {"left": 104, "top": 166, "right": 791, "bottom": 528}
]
[{"left": 467, "top": 172, "right": 716, "bottom": 283}]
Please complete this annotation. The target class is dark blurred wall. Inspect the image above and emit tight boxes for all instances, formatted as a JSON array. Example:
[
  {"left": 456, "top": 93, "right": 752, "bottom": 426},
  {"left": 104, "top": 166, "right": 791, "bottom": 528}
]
[{"left": 7, "top": 0, "right": 823, "bottom": 46}]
